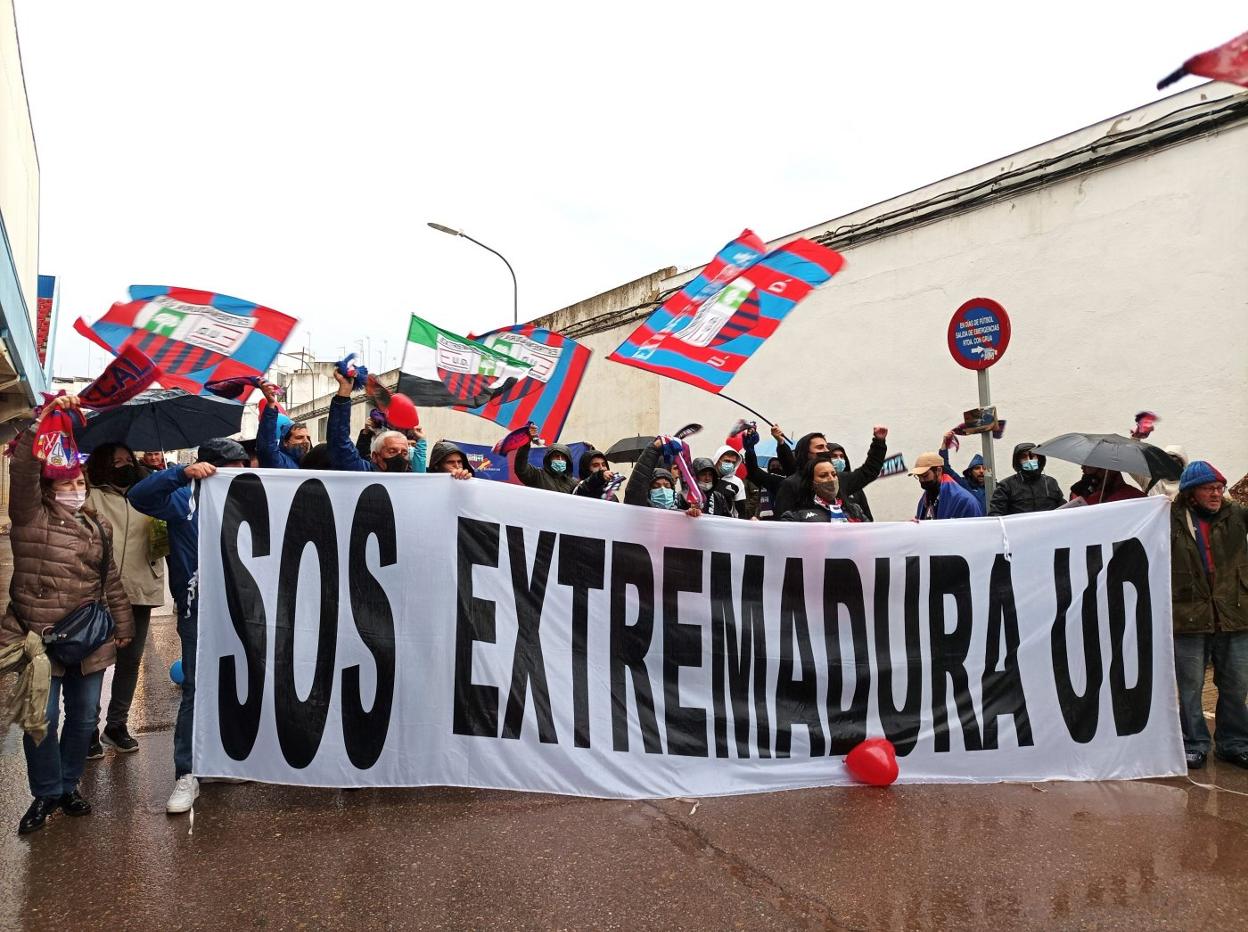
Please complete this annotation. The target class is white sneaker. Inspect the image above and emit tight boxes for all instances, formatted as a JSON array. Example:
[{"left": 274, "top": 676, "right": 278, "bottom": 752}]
[{"left": 166, "top": 775, "right": 200, "bottom": 814}]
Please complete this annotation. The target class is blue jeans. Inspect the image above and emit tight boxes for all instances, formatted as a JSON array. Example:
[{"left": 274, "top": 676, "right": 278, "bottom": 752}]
[
  {"left": 1174, "top": 632, "right": 1248, "bottom": 756},
  {"left": 23, "top": 667, "right": 106, "bottom": 799},
  {"left": 175, "top": 602, "right": 198, "bottom": 779}
]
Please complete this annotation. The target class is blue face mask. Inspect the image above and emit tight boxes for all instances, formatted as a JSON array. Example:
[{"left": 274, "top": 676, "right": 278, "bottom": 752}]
[
  {"left": 1021, "top": 459, "right": 1039, "bottom": 473},
  {"left": 718, "top": 461, "right": 736, "bottom": 477},
  {"left": 649, "top": 487, "right": 676, "bottom": 509},
  {"left": 550, "top": 459, "right": 568, "bottom": 474},
  {"left": 831, "top": 457, "right": 847, "bottom": 473}
]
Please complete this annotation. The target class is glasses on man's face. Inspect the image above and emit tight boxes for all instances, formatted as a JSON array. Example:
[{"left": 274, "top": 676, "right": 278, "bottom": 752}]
[{"left": 1198, "top": 484, "right": 1227, "bottom": 495}]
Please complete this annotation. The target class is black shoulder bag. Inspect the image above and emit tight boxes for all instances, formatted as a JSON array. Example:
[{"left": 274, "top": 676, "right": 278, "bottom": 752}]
[{"left": 41, "top": 514, "right": 116, "bottom": 666}]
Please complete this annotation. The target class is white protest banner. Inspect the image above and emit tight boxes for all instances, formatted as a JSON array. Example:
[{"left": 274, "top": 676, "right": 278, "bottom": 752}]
[{"left": 193, "top": 474, "right": 1184, "bottom": 797}]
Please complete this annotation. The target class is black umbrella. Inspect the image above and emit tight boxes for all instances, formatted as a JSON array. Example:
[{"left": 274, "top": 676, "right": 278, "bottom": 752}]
[
  {"left": 75, "top": 388, "right": 246, "bottom": 454},
  {"left": 1031, "top": 432, "right": 1183, "bottom": 483},
  {"left": 604, "top": 435, "right": 655, "bottom": 464}
]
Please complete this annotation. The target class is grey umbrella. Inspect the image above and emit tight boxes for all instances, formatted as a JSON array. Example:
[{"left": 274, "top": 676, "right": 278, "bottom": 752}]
[
  {"left": 1031, "top": 432, "right": 1183, "bottom": 483},
  {"left": 75, "top": 388, "right": 246, "bottom": 454}
]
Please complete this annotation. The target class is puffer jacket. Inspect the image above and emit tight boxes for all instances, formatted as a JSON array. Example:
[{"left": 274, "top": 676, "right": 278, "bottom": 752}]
[
  {"left": 87, "top": 485, "right": 166, "bottom": 607},
  {"left": 988, "top": 443, "right": 1066, "bottom": 516},
  {"left": 513, "top": 441, "right": 578, "bottom": 493},
  {"left": 1171, "top": 499, "right": 1248, "bottom": 634},
  {"left": 1, "top": 429, "right": 135, "bottom": 676}
]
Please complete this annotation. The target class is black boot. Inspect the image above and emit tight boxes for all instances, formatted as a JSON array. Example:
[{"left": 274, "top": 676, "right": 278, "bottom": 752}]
[
  {"left": 59, "top": 790, "right": 92, "bottom": 816},
  {"left": 86, "top": 729, "right": 104, "bottom": 760},
  {"left": 18, "top": 797, "right": 59, "bottom": 835}
]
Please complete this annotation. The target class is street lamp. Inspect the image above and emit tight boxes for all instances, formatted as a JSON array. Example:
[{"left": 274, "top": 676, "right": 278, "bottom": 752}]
[{"left": 427, "top": 222, "right": 519, "bottom": 325}]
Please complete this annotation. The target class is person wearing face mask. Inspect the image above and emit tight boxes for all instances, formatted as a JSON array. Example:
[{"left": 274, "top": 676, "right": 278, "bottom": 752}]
[
  {"left": 823, "top": 430, "right": 888, "bottom": 522},
  {"left": 709, "top": 445, "right": 749, "bottom": 518},
  {"left": 690, "top": 458, "right": 735, "bottom": 516},
  {"left": 326, "top": 368, "right": 421, "bottom": 474},
  {"left": 1069, "top": 465, "right": 1145, "bottom": 506},
  {"left": 1169, "top": 461, "right": 1248, "bottom": 771},
  {"left": 623, "top": 436, "right": 702, "bottom": 516},
  {"left": 256, "top": 381, "right": 310, "bottom": 469},
  {"left": 512, "top": 425, "right": 578, "bottom": 494},
  {"left": 773, "top": 428, "right": 887, "bottom": 521},
  {"left": 1, "top": 395, "right": 135, "bottom": 835},
  {"left": 781, "top": 459, "right": 865, "bottom": 522},
  {"left": 910, "top": 452, "right": 984, "bottom": 520},
  {"left": 987, "top": 443, "right": 1066, "bottom": 516},
  {"left": 83, "top": 444, "right": 165, "bottom": 757}
]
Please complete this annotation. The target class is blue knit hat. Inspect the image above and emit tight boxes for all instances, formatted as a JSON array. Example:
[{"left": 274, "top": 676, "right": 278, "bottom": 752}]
[{"left": 1179, "top": 460, "right": 1226, "bottom": 492}]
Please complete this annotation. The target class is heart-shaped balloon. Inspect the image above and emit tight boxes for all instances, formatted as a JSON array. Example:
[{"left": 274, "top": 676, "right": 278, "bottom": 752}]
[{"left": 845, "top": 737, "right": 899, "bottom": 786}]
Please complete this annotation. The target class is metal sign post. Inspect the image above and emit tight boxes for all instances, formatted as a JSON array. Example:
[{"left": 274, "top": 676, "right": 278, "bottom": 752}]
[
  {"left": 947, "top": 297, "right": 1012, "bottom": 506},
  {"left": 977, "top": 369, "right": 998, "bottom": 502}
]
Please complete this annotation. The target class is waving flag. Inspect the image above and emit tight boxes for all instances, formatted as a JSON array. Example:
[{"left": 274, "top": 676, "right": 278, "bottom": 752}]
[
  {"left": 397, "top": 314, "right": 535, "bottom": 408},
  {"left": 608, "top": 232, "right": 845, "bottom": 393},
  {"left": 1158, "top": 30, "right": 1248, "bottom": 89},
  {"left": 456, "top": 325, "right": 591, "bottom": 442},
  {"left": 75, "top": 286, "right": 296, "bottom": 396},
  {"left": 77, "top": 344, "right": 159, "bottom": 410}
]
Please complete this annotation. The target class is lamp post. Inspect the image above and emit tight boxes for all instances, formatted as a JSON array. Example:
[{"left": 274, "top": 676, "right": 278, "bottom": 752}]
[{"left": 427, "top": 222, "right": 519, "bottom": 326}]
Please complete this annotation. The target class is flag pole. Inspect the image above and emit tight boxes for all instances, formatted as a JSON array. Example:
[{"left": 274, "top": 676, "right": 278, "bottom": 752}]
[{"left": 717, "top": 391, "right": 791, "bottom": 444}]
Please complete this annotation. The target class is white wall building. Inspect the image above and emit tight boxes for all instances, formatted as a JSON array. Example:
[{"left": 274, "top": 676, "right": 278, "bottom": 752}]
[{"left": 306, "top": 83, "right": 1248, "bottom": 521}]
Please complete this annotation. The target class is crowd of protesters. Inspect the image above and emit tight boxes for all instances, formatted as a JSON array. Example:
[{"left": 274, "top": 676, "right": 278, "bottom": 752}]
[{"left": 1, "top": 381, "right": 1245, "bottom": 836}]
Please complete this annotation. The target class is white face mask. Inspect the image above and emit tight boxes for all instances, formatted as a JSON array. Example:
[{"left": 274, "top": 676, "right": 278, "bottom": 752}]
[{"left": 55, "top": 490, "right": 87, "bottom": 512}]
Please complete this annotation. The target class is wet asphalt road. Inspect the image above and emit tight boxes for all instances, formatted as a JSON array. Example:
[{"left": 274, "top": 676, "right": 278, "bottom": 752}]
[{"left": 3, "top": 589, "right": 1248, "bottom": 928}]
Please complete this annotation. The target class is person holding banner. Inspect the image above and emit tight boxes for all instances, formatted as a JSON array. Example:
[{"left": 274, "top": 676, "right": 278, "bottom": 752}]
[
  {"left": 1170, "top": 461, "right": 1248, "bottom": 771},
  {"left": 2, "top": 396, "right": 135, "bottom": 835},
  {"left": 327, "top": 369, "right": 414, "bottom": 473},
  {"left": 84, "top": 444, "right": 166, "bottom": 755},
  {"left": 910, "top": 452, "right": 984, "bottom": 520},
  {"left": 127, "top": 438, "right": 248, "bottom": 815},
  {"left": 573, "top": 450, "right": 619, "bottom": 501}
]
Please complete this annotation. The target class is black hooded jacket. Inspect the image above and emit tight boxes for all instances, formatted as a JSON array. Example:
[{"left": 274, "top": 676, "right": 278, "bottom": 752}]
[
  {"left": 988, "top": 442, "right": 1065, "bottom": 516},
  {"left": 573, "top": 449, "right": 616, "bottom": 499},
  {"left": 514, "top": 441, "right": 578, "bottom": 493},
  {"left": 773, "top": 433, "right": 886, "bottom": 521}
]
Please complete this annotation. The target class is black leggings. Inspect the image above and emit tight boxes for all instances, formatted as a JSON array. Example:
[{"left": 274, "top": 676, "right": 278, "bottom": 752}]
[{"left": 104, "top": 605, "right": 152, "bottom": 730}]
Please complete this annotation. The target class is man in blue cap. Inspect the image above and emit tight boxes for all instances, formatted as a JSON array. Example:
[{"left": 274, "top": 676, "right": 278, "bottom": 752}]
[{"left": 1170, "top": 460, "right": 1248, "bottom": 770}]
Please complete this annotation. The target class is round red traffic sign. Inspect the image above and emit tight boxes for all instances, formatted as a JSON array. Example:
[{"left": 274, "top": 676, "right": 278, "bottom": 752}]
[{"left": 947, "top": 298, "right": 1011, "bottom": 370}]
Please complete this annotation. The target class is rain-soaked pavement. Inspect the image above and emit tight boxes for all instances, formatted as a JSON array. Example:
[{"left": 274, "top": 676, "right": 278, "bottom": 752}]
[{"left": 3, "top": 551, "right": 1248, "bottom": 930}]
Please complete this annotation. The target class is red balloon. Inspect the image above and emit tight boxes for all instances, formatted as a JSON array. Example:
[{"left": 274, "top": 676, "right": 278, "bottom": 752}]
[
  {"left": 845, "top": 737, "right": 899, "bottom": 786},
  {"left": 385, "top": 393, "right": 419, "bottom": 430}
]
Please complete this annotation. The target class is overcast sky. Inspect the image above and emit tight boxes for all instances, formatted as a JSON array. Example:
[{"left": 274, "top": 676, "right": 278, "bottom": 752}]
[{"left": 15, "top": 1, "right": 1244, "bottom": 377}]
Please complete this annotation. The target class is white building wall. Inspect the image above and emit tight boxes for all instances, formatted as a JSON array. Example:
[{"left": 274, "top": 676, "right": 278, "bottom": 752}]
[
  {"left": 0, "top": 0, "right": 38, "bottom": 318},
  {"left": 656, "top": 88, "right": 1248, "bottom": 521},
  {"left": 291, "top": 86, "right": 1248, "bottom": 521}
]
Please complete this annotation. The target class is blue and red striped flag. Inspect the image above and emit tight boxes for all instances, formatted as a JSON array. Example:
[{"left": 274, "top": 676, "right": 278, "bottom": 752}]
[
  {"left": 74, "top": 285, "right": 297, "bottom": 397},
  {"left": 608, "top": 231, "right": 845, "bottom": 393},
  {"left": 457, "top": 325, "right": 592, "bottom": 442}
]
